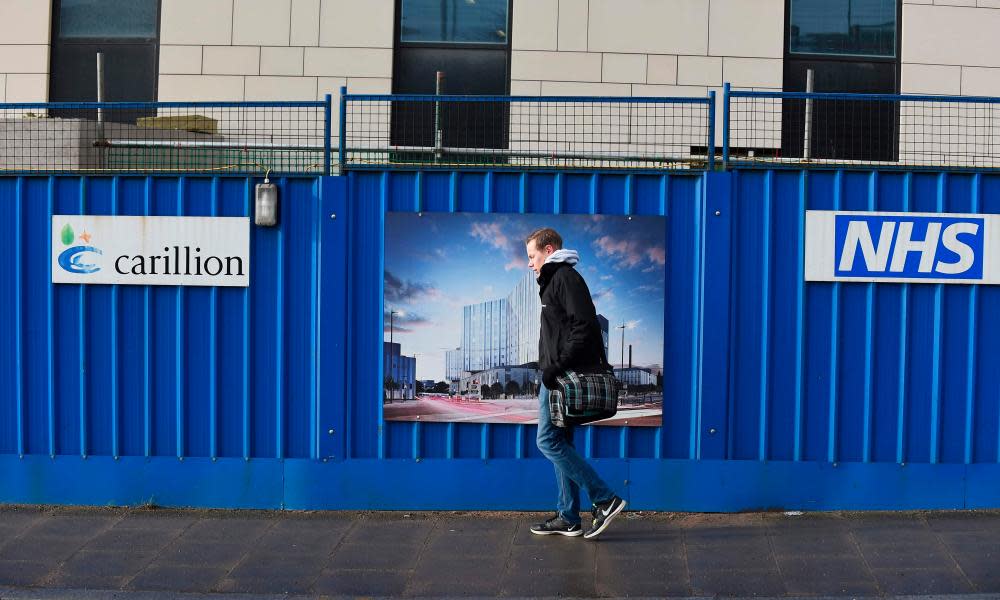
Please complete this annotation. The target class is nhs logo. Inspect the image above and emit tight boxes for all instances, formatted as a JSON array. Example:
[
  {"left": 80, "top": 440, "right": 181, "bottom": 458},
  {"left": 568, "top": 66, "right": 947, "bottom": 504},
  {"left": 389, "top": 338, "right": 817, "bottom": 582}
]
[{"left": 805, "top": 211, "right": 1000, "bottom": 284}]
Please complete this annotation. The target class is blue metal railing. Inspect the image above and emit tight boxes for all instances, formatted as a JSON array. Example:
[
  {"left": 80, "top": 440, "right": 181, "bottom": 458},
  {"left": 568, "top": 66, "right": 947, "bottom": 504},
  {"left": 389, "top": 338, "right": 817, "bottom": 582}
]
[
  {"left": 0, "top": 100, "right": 330, "bottom": 175},
  {"left": 4, "top": 87, "right": 1000, "bottom": 175},
  {"left": 726, "top": 88, "right": 1000, "bottom": 171},
  {"left": 341, "top": 92, "right": 716, "bottom": 172}
]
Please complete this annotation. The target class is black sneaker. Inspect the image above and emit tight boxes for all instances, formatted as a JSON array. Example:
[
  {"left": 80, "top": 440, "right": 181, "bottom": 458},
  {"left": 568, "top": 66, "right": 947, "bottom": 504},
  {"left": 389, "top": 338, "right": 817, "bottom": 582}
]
[
  {"left": 530, "top": 515, "right": 583, "bottom": 536},
  {"left": 584, "top": 496, "right": 626, "bottom": 539}
]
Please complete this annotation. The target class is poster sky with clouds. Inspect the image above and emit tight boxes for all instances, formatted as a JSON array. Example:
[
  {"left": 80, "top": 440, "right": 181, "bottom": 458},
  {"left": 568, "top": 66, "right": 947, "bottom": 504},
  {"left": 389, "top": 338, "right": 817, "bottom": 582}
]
[{"left": 384, "top": 212, "right": 666, "bottom": 382}]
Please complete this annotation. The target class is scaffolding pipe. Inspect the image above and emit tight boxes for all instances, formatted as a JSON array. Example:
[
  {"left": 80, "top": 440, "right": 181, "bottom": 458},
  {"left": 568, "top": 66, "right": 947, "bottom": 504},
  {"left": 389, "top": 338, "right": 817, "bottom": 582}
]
[{"left": 804, "top": 68, "right": 814, "bottom": 160}]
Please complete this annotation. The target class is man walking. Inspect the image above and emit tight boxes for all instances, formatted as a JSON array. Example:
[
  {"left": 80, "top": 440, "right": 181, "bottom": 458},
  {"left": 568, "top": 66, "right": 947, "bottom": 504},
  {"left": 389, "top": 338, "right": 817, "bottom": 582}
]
[{"left": 525, "top": 227, "right": 626, "bottom": 539}]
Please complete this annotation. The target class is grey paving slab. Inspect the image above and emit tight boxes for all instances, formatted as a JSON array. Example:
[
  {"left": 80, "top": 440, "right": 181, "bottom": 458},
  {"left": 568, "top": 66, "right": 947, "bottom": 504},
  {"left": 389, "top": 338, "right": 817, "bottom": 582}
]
[
  {"left": 685, "top": 542, "right": 777, "bottom": 572},
  {"left": 769, "top": 532, "right": 859, "bottom": 557},
  {"left": 43, "top": 572, "right": 128, "bottom": 591},
  {"left": 125, "top": 564, "right": 229, "bottom": 593},
  {"left": 54, "top": 550, "right": 157, "bottom": 577},
  {"left": 775, "top": 555, "right": 874, "bottom": 579},
  {"left": 213, "top": 573, "right": 318, "bottom": 595},
  {"left": 925, "top": 511, "right": 1000, "bottom": 531},
  {"left": 507, "top": 542, "right": 597, "bottom": 572},
  {"left": 327, "top": 540, "right": 424, "bottom": 570},
  {"left": 595, "top": 555, "right": 690, "bottom": 597},
  {"left": 312, "top": 568, "right": 412, "bottom": 596},
  {"left": 228, "top": 551, "right": 331, "bottom": 574},
  {"left": 113, "top": 513, "right": 197, "bottom": 531},
  {"left": 948, "top": 546, "right": 1000, "bottom": 574},
  {"left": 858, "top": 543, "right": 957, "bottom": 570},
  {"left": 423, "top": 531, "right": 513, "bottom": 558},
  {"left": 24, "top": 515, "right": 119, "bottom": 539},
  {"left": 782, "top": 576, "right": 882, "bottom": 597},
  {"left": 499, "top": 567, "right": 598, "bottom": 598},
  {"left": 226, "top": 559, "right": 328, "bottom": 583},
  {"left": 79, "top": 527, "right": 182, "bottom": 554},
  {"left": 339, "top": 518, "right": 429, "bottom": 546},
  {"left": 176, "top": 518, "right": 272, "bottom": 544},
  {"left": 0, "top": 512, "right": 44, "bottom": 538},
  {"left": 776, "top": 556, "right": 880, "bottom": 596},
  {"left": 872, "top": 567, "right": 976, "bottom": 595},
  {"left": 150, "top": 541, "right": 249, "bottom": 568},
  {"left": 2, "top": 507, "right": 1000, "bottom": 599},
  {"left": 404, "top": 556, "right": 506, "bottom": 597},
  {"left": 683, "top": 527, "right": 770, "bottom": 546},
  {"left": 689, "top": 568, "right": 787, "bottom": 597},
  {"left": 0, "top": 560, "right": 54, "bottom": 586},
  {"left": 0, "top": 535, "right": 89, "bottom": 563},
  {"left": 435, "top": 517, "right": 521, "bottom": 536}
]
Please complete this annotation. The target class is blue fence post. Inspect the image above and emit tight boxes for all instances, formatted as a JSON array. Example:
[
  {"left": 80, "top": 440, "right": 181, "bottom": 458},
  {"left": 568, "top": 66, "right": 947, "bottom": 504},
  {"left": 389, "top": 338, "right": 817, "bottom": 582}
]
[
  {"left": 722, "top": 83, "right": 731, "bottom": 170},
  {"left": 699, "top": 171, "right": 734, "bottom": 459},
  {"left": 338, "top": 86, "right": 347, "bottom": 173},
  {"left": 707, "top": 91, "right": 716, "bottom": 172},
  {"left": 323, "top": 94, "right": 332, "bottom": 176}
]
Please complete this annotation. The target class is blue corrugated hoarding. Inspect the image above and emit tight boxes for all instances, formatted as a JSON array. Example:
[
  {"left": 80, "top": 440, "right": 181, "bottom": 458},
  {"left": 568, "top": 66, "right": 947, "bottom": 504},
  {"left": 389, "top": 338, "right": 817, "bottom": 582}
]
[{"left": 0, "top": 170, "right": 997, "bottom": 510}]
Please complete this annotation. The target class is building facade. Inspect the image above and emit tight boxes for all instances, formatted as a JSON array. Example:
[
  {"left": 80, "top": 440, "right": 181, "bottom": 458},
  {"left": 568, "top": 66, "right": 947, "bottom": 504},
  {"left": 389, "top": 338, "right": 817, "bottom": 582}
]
[
  {"left": 614, "top": 366, "right": 657, "bottom": 388},
  {"left": 458, "top": 366, "right": 538, "bottom": 396},
  {"left": 383, "top": 341, "right": 416, "bottom": 401},
  {"left": 1, "top": 1, "right": 999, "bottom": 105},
  {"left": 458, "top": 270, "right": 609, "bottom": 375}
]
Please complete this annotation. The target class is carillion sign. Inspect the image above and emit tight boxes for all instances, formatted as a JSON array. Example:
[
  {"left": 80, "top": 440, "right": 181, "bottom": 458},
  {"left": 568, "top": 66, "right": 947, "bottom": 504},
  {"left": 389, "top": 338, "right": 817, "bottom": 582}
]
[
  {"left": 52, "top": 216, "right": 250, "bottom": 287},
  {"left": 805, "top": 210, "right": 1000, "bottom": 284}
]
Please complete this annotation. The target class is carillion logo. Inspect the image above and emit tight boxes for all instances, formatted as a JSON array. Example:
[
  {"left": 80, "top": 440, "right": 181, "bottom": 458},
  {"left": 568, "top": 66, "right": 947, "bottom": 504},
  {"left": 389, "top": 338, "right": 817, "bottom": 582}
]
[{"left": 57, "top": 224, "right": 103, "bottom": 274}]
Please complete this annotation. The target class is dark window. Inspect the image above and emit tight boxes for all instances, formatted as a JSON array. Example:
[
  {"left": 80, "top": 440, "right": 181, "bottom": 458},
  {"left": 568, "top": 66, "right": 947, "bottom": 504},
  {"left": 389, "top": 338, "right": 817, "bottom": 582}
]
[
  {"left": 782, "top": 0, "right": 900, "bottom": 162},
  {"left": 58, "top": 0, "right": 159, "bottom": 39},
  {"left": 400, "top": 0, "right": 508, "bottom": 44},
  {"left": 391, "top": 0, "right": 511, "bottom": 159},
  {"left": 789, "top": 0, "right": 896, "bottom": 57},
  {"left": 49, "top": 0, "right": 160, "bottom": 122}
]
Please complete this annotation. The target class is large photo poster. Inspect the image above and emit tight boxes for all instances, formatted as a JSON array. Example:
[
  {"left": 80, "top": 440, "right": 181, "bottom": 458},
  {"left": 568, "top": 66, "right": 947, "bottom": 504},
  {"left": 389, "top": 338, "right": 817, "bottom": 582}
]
[{"left": 383, "top": 213, "right": 665, "bottom": 426}]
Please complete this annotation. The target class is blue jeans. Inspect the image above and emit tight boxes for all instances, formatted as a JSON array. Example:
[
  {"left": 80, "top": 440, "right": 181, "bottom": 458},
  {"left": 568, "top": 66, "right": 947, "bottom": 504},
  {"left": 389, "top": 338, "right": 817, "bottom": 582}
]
[{"left": 536, "top": 384, "right": 615, "bottom": 525}]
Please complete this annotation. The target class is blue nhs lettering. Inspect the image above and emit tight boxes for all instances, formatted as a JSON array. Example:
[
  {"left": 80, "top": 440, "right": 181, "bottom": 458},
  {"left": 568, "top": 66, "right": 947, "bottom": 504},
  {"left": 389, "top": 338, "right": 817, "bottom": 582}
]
[{"left": 834, "top": 215, "right": 984, "bottom": 279}]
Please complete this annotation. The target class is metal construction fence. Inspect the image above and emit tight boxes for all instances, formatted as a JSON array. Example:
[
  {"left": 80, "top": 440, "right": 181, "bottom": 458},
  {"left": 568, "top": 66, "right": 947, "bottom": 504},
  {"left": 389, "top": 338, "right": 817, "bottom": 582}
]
[
  {"left": 339, "top": 92, "right": 716, "bottom": 171},
  {"left": 8, "top": 87, "right": 1000, "bottom": 174},
  {"left": 0, "top": 99, "right": 331, "bottom": 176},
  {"left": 725, "top": 86, "right": 1000, "bottom": 171}
]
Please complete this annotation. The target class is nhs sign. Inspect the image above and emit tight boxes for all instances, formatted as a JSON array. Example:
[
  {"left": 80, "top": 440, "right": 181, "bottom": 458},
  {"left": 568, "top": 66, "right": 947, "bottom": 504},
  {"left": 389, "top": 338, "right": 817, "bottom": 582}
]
[{"left": 805, "top": 211, "right": 1000, "bottom": 284}]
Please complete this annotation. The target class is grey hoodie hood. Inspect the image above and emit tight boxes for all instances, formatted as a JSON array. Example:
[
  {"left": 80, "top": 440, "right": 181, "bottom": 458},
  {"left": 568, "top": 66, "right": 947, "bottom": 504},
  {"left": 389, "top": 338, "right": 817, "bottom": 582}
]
[{"left": 544, "top": 248, "right": 579, "bottom": 266}]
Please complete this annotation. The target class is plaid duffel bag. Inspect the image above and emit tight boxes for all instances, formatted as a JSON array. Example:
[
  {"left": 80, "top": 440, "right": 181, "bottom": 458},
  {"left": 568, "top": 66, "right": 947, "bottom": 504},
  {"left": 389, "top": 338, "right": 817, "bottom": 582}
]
[{"left": 548, "top": 368, "right": 619, "bottom": 427}]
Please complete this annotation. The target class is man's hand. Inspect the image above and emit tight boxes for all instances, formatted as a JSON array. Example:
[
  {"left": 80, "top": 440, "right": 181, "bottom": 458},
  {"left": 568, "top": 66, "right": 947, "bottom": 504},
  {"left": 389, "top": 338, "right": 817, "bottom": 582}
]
[{"left": 542, "top": 365, "right": 563, "bottom": 390}]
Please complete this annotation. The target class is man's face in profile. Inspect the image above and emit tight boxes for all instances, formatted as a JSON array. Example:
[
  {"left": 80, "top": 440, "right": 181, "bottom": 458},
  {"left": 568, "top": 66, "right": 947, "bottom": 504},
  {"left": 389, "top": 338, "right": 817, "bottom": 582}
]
[{"left": 526, "top": 240, "right": 554, "bottom": 275}]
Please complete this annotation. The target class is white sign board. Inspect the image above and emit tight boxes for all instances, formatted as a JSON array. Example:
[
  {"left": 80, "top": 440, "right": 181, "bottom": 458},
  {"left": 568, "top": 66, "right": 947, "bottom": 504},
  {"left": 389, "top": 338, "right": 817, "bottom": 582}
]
[
  {"left": 805, "top": 210, "right": 1000, "bottom": 284},
  {"left": 52, "top": 216, "right": 250, "bottom": 287}
]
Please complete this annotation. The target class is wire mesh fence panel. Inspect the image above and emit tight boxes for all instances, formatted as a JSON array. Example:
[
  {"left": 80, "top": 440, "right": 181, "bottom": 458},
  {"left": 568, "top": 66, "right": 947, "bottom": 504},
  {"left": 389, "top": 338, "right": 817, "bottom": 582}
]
[
  {"left": 728, "top": 91, "right": 1000, "bottom": 170},
  {"left": 0, "top": 101, "right": 329, "bottom": 175},
  {"left": 343, "top": 95, "right": 714, "bottom": 171}
]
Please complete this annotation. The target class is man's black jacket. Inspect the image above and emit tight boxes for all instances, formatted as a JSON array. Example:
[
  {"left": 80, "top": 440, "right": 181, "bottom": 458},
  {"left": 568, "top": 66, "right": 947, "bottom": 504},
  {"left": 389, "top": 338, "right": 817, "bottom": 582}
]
[{"left": 536, "top": 261, "right": 606, "bottom": 373}]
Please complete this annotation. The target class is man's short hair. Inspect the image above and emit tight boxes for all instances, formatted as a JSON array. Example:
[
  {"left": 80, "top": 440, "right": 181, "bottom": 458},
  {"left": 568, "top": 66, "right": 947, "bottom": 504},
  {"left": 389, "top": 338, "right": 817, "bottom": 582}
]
[{"left": 526, "top": 227, "right": 563, "bottom": 251}]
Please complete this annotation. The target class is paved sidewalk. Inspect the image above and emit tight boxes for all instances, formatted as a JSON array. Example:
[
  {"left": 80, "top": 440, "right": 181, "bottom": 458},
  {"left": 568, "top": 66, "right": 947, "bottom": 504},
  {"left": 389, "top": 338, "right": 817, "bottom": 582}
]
[{"left": 0, "top": 505, "right": 998, "bottom": 598}]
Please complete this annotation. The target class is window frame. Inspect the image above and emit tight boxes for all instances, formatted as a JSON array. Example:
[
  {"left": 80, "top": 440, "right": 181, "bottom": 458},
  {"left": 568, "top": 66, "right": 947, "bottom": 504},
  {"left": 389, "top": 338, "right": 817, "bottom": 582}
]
[
  {"left": 48, "top": 0, "right": 163, "bottom": 106},
  {"left": 785, "top": 0, "right": 901, "bottom": 63},
  {"left": 394, "top": 0, "right": 513, "bottom": 52},
  {"left": 51, "top": 0, "right": 162, "bottom": 45}
]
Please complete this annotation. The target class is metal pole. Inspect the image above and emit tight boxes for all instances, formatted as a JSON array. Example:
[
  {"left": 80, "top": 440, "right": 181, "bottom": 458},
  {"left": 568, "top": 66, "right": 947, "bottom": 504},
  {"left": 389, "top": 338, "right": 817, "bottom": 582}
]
[
  {"left": 804, "top": 68, "right": 815, "bottom": 161},
  {"left": 95, "top": 52, "right": 106, "bottom": 170},
  {"left": 338, "top": 86, "right": 347, "bottom": 172},
  {"left": 434, "top": 71, "right": 444, "bottom": 162},
  {"left": 722, "top": 82, "right": 731, "bottom": 169},
  {"left": 618, "top": 322, "right": 626, "bottom": 370},
  {"left": 96, "top": 52, "right": 106, "bottom": 137},
  {"left": 323, "top": 93, "right": 332, "bottom": 176},
  {"left": 707, "top": 90, "right": 716, "bottom": 171}
]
